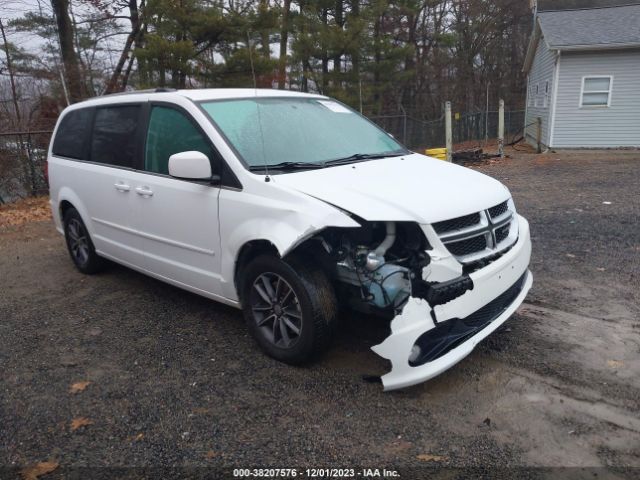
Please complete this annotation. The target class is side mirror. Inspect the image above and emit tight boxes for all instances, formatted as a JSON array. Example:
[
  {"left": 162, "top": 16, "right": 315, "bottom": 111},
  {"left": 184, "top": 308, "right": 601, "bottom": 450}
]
[{"left": 168, "top": 151, "right": 213, "bottom": 181}]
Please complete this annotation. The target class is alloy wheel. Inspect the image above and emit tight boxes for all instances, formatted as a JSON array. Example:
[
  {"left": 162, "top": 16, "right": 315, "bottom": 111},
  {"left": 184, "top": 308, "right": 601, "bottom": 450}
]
[
  {"left": 67, "top": 218, "right": 90, "bottom": 266},
  {"left": 250, "top": 272, "right": 303, "bottom": 348}
]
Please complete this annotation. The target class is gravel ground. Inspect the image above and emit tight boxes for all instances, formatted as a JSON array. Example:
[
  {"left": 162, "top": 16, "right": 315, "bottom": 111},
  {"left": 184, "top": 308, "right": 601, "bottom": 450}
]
[{"left": 1, "top": 149, "right": 639, "bottom": 477}]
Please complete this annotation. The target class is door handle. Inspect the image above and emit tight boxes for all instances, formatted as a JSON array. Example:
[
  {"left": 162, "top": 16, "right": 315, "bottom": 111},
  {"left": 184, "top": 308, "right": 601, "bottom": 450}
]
[
  {"left": 135, "top": 186, "right": 154, "bottom": 197},
  {"left": 114, "top": 182, "right": 130, "bottom": 192}
]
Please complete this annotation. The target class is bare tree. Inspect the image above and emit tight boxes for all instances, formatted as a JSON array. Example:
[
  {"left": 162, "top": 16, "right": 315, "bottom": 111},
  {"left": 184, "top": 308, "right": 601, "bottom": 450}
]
[
  {"left": 105, "top": 0, "right": 144, "bottom": 93},
  {"left": 0, "top": 18, "right": 21, "bottom": 127},
  {"left": 51, "top": 0, "right": 84, "bottom": 102}
]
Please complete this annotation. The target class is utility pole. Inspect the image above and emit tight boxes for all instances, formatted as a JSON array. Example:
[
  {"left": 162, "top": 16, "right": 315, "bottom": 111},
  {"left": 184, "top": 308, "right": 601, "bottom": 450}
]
[
  {"left": 498, "top": 99, "right": 505, "bottom": 158},
  {"left": 399, "top": 104, "right": 407, "bottom": 146},
  {"left": 445, "top": 101, "right": 452, "bottom": 162},
  {"left": 484, "top": 82, "right": 490, "bottom": 144}
]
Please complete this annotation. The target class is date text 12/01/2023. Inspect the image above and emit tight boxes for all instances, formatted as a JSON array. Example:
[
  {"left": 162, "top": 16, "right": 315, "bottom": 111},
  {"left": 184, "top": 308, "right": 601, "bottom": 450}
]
[{"left": 232, "top": 468, "right": 401, "bottom": 478}]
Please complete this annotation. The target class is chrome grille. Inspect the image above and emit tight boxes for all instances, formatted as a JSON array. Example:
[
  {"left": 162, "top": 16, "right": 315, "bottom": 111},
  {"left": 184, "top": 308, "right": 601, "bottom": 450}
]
[
  {"left": 433, "top": 200, "right": 517, "bottom": 264},
  {"left": 495, "top": 223, "right": 510, "bottom": 244},
  {"left": 488, "top": 201, "right": 508, "bottom": 219},
  {"left": 433, "top": 213, "right": 481, "bottom": 234}
]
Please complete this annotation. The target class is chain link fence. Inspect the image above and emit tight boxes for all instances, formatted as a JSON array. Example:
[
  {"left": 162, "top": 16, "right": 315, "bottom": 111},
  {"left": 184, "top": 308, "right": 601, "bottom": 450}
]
[
  {"left": 370, "top": 110, "right": 526, "bottom": 151},
  {"left": 0, "top": 109, "right": 525, "bottom": 203},
  {"left": 0, "top": 131, "right": 51, "bottom": 203}
]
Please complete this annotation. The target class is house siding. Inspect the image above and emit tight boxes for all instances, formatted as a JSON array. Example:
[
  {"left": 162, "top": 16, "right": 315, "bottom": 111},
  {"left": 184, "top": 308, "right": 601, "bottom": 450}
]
[
  {"left": 552, "top": 49, "right": 640, "bottom": 148},
  {"left": 525, "top": 38, "right": 556, "bottom": 147}
]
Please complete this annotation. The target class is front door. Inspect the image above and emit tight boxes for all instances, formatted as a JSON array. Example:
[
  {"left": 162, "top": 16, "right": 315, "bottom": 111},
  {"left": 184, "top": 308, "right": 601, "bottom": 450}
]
[{"left": 132, "top": 104, "right": 223, "bottom": 296}]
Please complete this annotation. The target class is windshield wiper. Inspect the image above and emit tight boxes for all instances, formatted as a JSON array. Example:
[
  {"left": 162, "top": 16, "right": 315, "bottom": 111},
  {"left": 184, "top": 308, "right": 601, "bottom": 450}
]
[
  {"left": 248, "top": 151, "right": 406, "bottom": 172},
  {"left": 248, "top": 161, "right": 326, "bottom": 172},
  {"left": 323, "top": 151, "right": 405, "bottom": 166}
]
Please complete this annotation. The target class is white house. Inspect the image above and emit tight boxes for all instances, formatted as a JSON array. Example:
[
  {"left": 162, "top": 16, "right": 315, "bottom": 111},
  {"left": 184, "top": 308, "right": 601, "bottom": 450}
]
[{"left": 523, "top": 0, "right": 640, "bottom": 148}]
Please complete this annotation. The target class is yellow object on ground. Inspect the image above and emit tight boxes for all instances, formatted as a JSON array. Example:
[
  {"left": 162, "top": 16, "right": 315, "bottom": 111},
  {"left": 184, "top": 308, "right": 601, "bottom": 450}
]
[{"left": 425, "top": 147, "right": 447, "bottom": 160}]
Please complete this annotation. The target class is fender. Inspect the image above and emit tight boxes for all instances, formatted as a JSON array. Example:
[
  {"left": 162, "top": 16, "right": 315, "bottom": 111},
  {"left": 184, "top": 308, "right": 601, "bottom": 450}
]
[
  {"left": 218, "top": 185, "right": 360, "bottom": 301},
  {"left": 55, "top": 186, "right": 94, "bottom": 236}
]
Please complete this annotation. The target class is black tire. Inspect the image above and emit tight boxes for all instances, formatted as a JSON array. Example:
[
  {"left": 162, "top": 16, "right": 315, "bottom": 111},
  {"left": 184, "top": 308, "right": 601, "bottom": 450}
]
[
  {"left": 240, "top": 253, "right": 338, "bottom": 364},
  {"left": 63, "top": 207, "right": 106, "bottom": 274}
]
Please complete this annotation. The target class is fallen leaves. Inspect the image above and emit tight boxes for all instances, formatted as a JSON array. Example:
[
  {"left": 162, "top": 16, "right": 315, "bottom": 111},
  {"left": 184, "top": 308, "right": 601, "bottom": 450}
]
[
  {"left": 416, "top": 453, "right": 448, "bottom": 462},
  {"left": 69, "top": 381, "right": 90, "bottom": 394},
  {"left": 69, "top": 417, "right": 93, "bottom": 431},
  {"left": 384, "top": 439, "right": 413, "bottom": 455},
  {"left": 191, "top": 407, "right": 211, "bottom": 415},
  {"left": 127, "top": 432, "right": 145, "bottom": 442},
  {"left": 205, "top": 450, "right": 218, "bottom": 459},
  {"left": 20, "top": 460, "right": 59, "bottom": 480},
  {"left": 0, "top": 197, "right": 51, "bottom": 228}
]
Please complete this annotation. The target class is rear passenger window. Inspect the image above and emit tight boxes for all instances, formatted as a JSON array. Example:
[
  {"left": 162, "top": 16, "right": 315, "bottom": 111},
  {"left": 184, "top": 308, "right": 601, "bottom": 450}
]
[
  {"left": 90, "top": 105, "right": 140, "bottom": 168},
  {"left": 52, "top": 108, "right": 93, "bottom": 159},
  {"left": 145, "top": 106, "right": 216, "bottom": 175}
]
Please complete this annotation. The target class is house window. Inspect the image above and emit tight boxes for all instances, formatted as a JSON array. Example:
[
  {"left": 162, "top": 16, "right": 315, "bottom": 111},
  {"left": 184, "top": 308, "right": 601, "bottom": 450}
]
[
  {"left": 581, "top": 76, "right": 612, "bottom": 107},
  {"left": 543, "top": 80, "right": 550, "bottom": 108},
  {"left": 530, "top": 84, "right": 541, "bottom": 107}
]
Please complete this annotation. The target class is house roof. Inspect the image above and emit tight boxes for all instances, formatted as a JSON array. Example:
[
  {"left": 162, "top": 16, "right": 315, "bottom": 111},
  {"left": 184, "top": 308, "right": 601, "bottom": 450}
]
[
  {"left": 523, "top": 3, "right": 640, "bottom": 72},
  {"left": 538, "top": 4, "right": 640, "bottom": 49},
  {"left": 537, "top": 0, "right": 640, "bottom": 11}
]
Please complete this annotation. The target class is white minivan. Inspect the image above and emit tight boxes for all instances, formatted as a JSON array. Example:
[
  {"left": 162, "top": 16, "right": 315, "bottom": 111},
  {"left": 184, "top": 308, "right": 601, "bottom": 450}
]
[{"left": 48, "top": 88, "right": 532, "bottom": 390}]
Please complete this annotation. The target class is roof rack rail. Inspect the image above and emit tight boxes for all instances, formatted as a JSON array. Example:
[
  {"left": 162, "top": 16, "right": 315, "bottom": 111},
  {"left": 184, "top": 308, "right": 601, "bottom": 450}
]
[{"left": 102, "top": 88, "right": 178, "bottom": 97}]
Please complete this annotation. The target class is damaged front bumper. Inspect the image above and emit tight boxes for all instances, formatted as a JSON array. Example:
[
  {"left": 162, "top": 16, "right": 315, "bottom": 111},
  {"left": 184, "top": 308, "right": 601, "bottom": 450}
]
[{"left": 372, "top": 215, "right": 532, "bottom": 391}]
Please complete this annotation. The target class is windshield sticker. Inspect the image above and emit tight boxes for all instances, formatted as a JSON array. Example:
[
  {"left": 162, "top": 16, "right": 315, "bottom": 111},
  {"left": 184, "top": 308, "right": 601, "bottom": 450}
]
[{"left": 317, "top": 100, "right": 352, "bottom": 113}]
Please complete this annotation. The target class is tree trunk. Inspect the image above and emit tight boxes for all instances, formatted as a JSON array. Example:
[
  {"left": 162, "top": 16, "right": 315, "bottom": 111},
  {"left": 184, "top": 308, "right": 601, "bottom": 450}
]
[
  {"left": 1, "top": 18, "right": 35, "bottom": 195},
  {"left": 260, "top": 0, "right": 270, "bottom": 59},
  {"left": 51, "top": 0, "right": 84, "bottom": 102},
  {"left": 0, "top": 18, "right": 21, "bottom": 125},
  {"left": 299, "top": 0, "right": 308, "bottom": 92},
  {"left": 136, "top": 22, "right": 149, "bottom": 86},
  {"left": 105, "top": 0, "right": 141, "bottom": 94},
  {"left": 321, "top": 7, "right": 328, "bottom": 92},
  {"left": 333, "top": 0, "right": 343, "bottom": 79},
  {"left": 372, "top": 13, "right": 382, "bottom": 112},
  {"left": 401, "top": 11, "right": 417, "bottom": 109},
  {"left": 68, "top": 1, "right": 90, "bottom": 96},
  {"left": 350, "top": 0, "right": 360, "bottom": 104},
  {"left": 277, "top": 0, "right": 291, "bottom": 89}
]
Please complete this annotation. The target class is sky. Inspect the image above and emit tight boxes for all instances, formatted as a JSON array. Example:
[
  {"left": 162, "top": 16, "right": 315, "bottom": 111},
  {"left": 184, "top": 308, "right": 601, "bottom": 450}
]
[
  {"left": 1, "top": 0, "right": 128, "bottom": 60},
  {"left": 1, "top": 0, "right": 51, "bottom": 48}
]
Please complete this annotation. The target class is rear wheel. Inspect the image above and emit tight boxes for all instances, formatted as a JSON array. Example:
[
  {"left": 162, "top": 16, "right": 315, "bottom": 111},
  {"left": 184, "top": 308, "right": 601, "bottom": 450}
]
[
  {"left": 63, "top": 207, "right": 106, "bottom": 274},
  {"left": 241, "top": 254, "right": 338, "bottom": 364}
]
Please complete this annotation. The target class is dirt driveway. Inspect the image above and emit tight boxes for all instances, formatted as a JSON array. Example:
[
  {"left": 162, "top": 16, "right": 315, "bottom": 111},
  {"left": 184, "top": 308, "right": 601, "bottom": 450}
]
[{"left": 1, "top": 149, "right": 639, "bottom": 476}]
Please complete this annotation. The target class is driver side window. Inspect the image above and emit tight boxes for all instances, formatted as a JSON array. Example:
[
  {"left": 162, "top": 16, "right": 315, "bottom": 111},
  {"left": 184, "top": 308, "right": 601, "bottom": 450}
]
[{"left": 145, "top": 106, "right": 217, "bottom": 175}]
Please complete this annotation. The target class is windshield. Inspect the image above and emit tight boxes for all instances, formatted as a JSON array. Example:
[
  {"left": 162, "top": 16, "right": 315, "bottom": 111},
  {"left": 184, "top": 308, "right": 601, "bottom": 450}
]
[{"left": 200, "top": 97, "right": 406, "bottom": 171}]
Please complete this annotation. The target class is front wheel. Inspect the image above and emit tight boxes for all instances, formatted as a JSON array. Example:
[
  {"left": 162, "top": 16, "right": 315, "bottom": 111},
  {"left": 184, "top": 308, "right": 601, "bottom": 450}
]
[{"left": 241, "top": 254, "right": 338, "bottom": 364}]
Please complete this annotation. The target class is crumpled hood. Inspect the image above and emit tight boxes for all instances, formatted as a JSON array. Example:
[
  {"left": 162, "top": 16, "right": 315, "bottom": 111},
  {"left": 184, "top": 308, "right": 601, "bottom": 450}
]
[{"left": 273, "top": 153, "right": 510, "bottom": 223}]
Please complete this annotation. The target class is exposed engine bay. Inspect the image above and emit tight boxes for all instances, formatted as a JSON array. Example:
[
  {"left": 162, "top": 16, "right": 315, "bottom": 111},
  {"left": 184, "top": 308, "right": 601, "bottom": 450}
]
[
  {"left": 301, "top": 214, "right": 532, "bottom": 391},
  {"left": 310, "top": 220, "right": 473, "bottom": 316}
]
